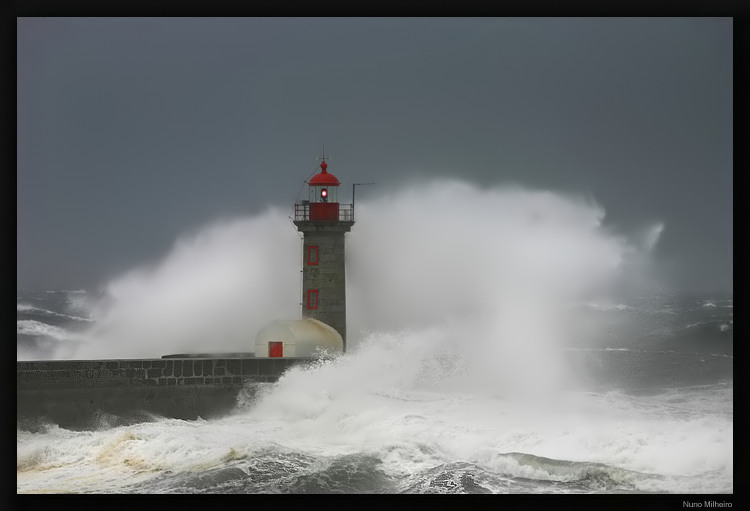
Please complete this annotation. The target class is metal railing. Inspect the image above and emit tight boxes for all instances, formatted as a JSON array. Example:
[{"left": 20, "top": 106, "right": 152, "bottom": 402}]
[{"left": 294, "top": 202, "right": 354, "bottom": 222}]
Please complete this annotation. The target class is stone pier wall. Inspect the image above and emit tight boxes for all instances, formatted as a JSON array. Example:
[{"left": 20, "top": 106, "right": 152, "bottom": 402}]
[{"left": 17, "top": 357, "right": 314, "bottom": 429}]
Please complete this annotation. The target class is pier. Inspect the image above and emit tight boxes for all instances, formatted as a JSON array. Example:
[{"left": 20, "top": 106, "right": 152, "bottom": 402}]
[{"left": 17, "top": 357, "right": 314, "bottom": 429}]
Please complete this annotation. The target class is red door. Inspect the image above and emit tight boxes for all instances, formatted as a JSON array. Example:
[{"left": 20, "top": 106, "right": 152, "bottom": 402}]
[{"left": 269, "top": 342, "right": 283, "bottom": 358}]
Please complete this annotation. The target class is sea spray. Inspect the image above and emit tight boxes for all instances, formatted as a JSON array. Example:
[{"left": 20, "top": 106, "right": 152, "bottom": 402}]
[
  {"left": 347, "top": 180, "right": 642, "bottom": 399},
  {"left": 18, "top": 290, "right": 733, "bottom": 494},
  {"left": 232, "top": 333, "right": 730, "bottom": 492},
  {"left": 72, "top": 209, "right": 300, "bottom": 359},
  {"left": 71, "top": 179, "right": 656, "bottom": 379}
]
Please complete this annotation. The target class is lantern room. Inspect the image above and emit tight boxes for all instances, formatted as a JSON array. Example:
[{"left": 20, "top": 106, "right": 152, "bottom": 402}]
[{"left": 306, "top": 160, "right": 341, "bottom": 221}]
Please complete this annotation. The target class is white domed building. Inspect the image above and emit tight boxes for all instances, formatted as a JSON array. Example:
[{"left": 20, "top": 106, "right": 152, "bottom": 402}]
[{"left": 254, "top": 318, "right": 343, "bottom": 358}]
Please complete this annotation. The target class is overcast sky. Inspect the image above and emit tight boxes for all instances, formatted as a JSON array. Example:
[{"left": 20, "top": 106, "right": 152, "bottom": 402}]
[{"left": 17, "top": 17, "right": 733, "bottom": 293}]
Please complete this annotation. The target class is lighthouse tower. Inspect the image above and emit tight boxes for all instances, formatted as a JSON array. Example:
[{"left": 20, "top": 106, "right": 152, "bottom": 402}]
[{"left": 292, "top": 154, "right": 355, "bottom": 350}]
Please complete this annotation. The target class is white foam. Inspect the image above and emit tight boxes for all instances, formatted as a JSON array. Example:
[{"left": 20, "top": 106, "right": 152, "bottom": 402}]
[
  {"left": 16, "top": 347, "right": 732, "bottom": 493},
  {"left": 17, "top": 303, "right": 93, "bottom": 322},
  {"left": 17, "top": 320, "right": 76, "bottom": 341}
]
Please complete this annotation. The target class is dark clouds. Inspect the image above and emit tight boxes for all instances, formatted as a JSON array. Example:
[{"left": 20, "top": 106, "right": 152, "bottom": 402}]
[{"left": 17, "top": 18, "right": 732, "bottom": 292}]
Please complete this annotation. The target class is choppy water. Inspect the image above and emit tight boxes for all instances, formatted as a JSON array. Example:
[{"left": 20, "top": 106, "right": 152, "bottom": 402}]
[{"left": 17, "top": 290, "right": 732, "bottom": 495}]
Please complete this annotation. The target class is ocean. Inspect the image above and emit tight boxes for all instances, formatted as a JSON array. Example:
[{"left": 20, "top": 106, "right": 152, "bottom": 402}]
[{"left": 17, "top": 288, "right": 733, "bottom": 495}]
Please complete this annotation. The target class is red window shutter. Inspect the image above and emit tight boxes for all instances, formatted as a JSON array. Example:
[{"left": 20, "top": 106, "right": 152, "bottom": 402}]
[
  {"left": 307, "top": 245, "right": 319, "bottom": 265},
  {"left": 307, "top": 289, "right": 319, "bottom": 309}
]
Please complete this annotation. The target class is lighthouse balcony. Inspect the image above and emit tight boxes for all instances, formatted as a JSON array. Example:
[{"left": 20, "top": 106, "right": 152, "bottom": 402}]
[{"left": 295, "top": 202, "right": 354, "bottom": 222}]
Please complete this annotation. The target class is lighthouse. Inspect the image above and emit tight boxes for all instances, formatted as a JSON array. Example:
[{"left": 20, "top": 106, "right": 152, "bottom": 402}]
[
  {"left": 292, "top": 154, "right": 355, "bottom": 351},
  {"left": 254, "top": 153, "right": 354, "bottom": 358}
]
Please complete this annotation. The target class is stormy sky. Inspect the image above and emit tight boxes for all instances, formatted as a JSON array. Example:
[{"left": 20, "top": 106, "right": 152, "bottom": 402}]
[{"left": 17, "top": 17, "right": 732, "bottom": 293}]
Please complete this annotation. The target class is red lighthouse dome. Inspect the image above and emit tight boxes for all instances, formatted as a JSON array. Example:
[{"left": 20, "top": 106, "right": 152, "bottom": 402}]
[{"left": 308, "top": 161, "right": 341, "bottom": 186}]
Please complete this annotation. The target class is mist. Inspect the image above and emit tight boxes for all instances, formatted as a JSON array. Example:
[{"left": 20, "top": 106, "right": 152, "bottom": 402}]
[
  {"left": 346, "top": 180, "right": 657, "bottom": 399},
  {"left": 68, "top": 178, "right": 662, "bottom": 397},
  {"left": 73, "top": 211, "right": 301, "bottom": 359}
]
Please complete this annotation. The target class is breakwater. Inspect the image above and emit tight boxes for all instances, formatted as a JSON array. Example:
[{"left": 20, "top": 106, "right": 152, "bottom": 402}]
[{"left": 17, "top": 357, "right": 314, "bottom": 430}]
